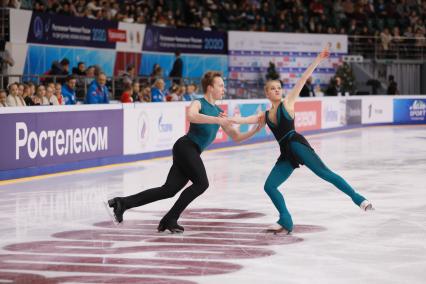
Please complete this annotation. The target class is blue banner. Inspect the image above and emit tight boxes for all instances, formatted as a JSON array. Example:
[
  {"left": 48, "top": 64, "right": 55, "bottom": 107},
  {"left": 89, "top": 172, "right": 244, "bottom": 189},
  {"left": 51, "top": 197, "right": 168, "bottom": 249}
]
[
  {"left": 27, "top": 12, "right": 118, "bottom": 48},
  {"left": 143, "top": 25, "right": 227, "bottom": 54},
  {"left": 393, "top": 99, "right": 426, "bottom": 123}
]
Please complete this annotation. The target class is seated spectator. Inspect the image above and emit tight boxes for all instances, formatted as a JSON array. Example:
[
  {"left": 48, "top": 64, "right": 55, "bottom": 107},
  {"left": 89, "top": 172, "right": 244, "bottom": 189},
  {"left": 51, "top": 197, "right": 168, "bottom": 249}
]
[
  {"left": 35, "top": 85, "right": 49, "bottom": 105},
  {"left": 183, "top": 83, "right": 198, "bottom": 101},
  {"left": 120, "top": 84, "right": 134, "bottom": 103},
  {"left": 22, "top": 84, "right": 35, "bottom": 106},
  {"left": 72, "top": 62, "right": 86, "bottom": 76},
  {"left": 46, "top": 86, "right": 59, "bottom": 105},
  {"left": 6, "top": 83, "right": 26, "bottom": 107},
  {"left": 85, "top": 72, "right": 109, "bottom": 104},
  {"left": 132, "top": 82, "right": 141, "bottom": 101},
  {"left": 167, "top": 84, "right": 179, "bottom": 101},
  {"left": 300, "top": 77, "right": 316, "bottom": 97},
  {"left": 151, "top": 78, "right": 166, "bottom": 102},
  {"left": 0, "top": 89, "right": 7, "bottom": 107},
  {"left": 138, "top": 85, "right": 151, "bottom": 103},
  {"left": 44, "top": 58, "right": 70, "bottom": 84},
  {"left": 62, "top": 75, "right": 77, "bottom": 105},
  {"left": 325, "top": 76, "right": 346, "bottom": 96},
  {"left": 55, "top": 83, "right": 64, "bottom": 105}
]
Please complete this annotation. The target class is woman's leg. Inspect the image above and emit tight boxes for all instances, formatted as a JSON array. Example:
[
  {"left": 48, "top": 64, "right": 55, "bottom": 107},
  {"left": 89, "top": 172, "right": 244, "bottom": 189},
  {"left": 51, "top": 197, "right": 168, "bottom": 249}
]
[
  {"left": 291, "top": 142, "right": 366, "bottom": 206},
  {"left": 264, "top": 160, "right": 295, "bottom": 231}
]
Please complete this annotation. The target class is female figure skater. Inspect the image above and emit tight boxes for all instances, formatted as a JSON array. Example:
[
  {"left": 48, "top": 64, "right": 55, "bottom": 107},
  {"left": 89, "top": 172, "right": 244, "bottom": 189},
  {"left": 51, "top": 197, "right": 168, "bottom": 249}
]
[
  {"left": 231, "top": 46, "right": 373, "bottom": 233},
  {"left": 107, "top": 71, "right": 262, "bottom": 233}
]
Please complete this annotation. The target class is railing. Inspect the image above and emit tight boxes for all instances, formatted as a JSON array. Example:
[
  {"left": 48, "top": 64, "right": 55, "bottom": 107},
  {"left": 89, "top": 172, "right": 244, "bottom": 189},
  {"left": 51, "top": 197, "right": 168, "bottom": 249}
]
[
  {"left": 0, "top": 74, "right": 265, "bottom": 100},
  {"left": 348, "top": 35, "right": 426, "bottom": 61}
]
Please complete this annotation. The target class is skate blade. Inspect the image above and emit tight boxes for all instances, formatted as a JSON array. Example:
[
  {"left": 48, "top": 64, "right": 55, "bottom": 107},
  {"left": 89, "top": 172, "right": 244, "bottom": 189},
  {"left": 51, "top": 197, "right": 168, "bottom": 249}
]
[
  {"left": 266, "top": 228, "right": 290, "bottom": 235},
  {"left": 103, "top": 201, "right": 120, "bottom": 227}
]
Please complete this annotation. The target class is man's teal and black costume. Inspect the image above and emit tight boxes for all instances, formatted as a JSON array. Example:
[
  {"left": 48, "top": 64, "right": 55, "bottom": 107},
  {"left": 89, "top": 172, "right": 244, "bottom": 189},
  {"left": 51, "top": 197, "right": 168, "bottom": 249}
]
[{"left": 264, "top": 101, "right": 367, "bottom": 232}]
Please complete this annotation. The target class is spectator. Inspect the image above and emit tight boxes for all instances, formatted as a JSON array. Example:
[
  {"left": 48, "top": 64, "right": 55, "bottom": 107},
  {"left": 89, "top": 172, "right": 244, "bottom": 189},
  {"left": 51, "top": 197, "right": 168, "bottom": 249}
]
[
  {"left": 132, "top": 81, "right": 141, "bottom": 101},
  {"left": 6, "top": 83, "right": 26, "bottom": 107},
  {"left": 151, "top": 79, "right": 166, "bottom": 102},
  {"left": 85, "top": 72, "right": 109, "bottom": 104},
  {"left": 44, "top": 58, "right": 70, "bottom": 84},
  {"left": 55, "top": 82, "right": 64, "bottom": 105},
  {"left": 62, "top": 75, "right": 77, "bottom": 105},
  {"left": 46, "top": 86, "right": 60, "bottom": 105},
  {"left": 183, "top": 83, "right": 198, "bottom": 101},
  {"left": 138, "top": 85, "right": 151, "bottom": 103},
  {"left": 0, "top": 40, "right": 15, "bottom": 89},
  {"left": 167, "top": 84, "right": 179, "bottom": 101},
  {"left": 169, "top": 51, "right": 183, "bottom": 84},
  {"left": 150, "top": 63, "right": 163, "bottom": 84},
  {"left": 72, "top": 62, "right": 86, "bottom": 76},
  {"left": 387, "top": 75, "right": 399, "bottom": 95},
  {"left": 120, "top": 84, "right": 134, "bottom": 103},
  {"left": 0, "top": 89, "right": 7, "bottom": 107},
  {"left": 22, "top": 84, "right": 35, "bottom": 106},
  {"left": 325, "top": 76, "right": 345, "bottom": 96},
  {"left": 300, "top": 77, "right": 316, "bottom": 97},
  {"left": 35, "top": 85, "right": 49, "bottom": 105}
]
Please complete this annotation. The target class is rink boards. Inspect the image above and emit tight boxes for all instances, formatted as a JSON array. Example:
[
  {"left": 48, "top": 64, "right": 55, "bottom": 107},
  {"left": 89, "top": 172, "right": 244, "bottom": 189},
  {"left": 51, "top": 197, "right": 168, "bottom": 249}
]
[{"left": 0, "top": 96, "right": 425, "bottom": 180}]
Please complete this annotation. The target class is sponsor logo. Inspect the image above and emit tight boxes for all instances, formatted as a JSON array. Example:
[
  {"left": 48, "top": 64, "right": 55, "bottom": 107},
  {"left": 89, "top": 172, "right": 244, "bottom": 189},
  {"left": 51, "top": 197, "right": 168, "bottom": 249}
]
[
  {"left": 33, "top": 16, "right": 43, "bottom": 39},
  {"left": 368, "top": 104, "right": 384, "bottom": 118},
  {"left": 409, "top": 100, "right": 426, "bottom": 120},
  {"left": 107, "top": 29, "right": 126, "bottom": 42},
  {"left": 137, "top": 112, "right": 149, "bottom": 146},
  {"left": 324, "top": 105, "right": 338, "bottom": 122},
  {"left": 145, "top": 29, "right": 153, "bottom": 47},
  {"left": 158, "top": 114, "right": 173, "bottom": 133}
]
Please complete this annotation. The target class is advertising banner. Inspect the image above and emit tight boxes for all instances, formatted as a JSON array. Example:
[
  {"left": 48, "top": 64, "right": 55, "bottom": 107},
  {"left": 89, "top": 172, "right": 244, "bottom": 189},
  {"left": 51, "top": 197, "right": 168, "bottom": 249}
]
[
  {"left": 361, "top": 97, "right": 393, "bottom": 124},
  {"left": 0, "top": 110, "right": 123, "bottom": 171},
  {"left": 294, "top": 101, "right": 322, "bottom": 132},
  {"left": 346, "top": 99, "right": 362, "bottom": 125},
  {"left": 27, "top": 11, "right": 118, "bottom": 48},
  {"left": 143, "top": 25, "right": 227, "bottom": 54},
  {"left": 116, "top": 22, "right": 145, "bottom": 52},
  {"left": 228, "top": 31, "right": 347, "bottom": 89},
  {"left": 124, "top": 103, "right": 186, "bottom": 155},
  {"left": 321, "top": 98, "right": 347, "bottom": 129},
  {"left": 393, "top": 99, "right": 426, "bottom": 123}
]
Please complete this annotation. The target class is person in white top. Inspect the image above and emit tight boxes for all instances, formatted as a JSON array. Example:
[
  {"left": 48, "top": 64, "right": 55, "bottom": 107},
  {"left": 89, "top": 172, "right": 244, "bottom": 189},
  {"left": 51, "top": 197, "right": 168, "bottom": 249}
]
[
  {"left": 0, "top": 89, "right": 7, "bottom": 107},
  {"left": 46, "top": 86, "right": 59, "bottom": 105},
  {"left": 6, "top": 83, "right": 26, "bottom": 107},
  {"left": 35, "top": 85, "right": 49, "bottom": 105}
]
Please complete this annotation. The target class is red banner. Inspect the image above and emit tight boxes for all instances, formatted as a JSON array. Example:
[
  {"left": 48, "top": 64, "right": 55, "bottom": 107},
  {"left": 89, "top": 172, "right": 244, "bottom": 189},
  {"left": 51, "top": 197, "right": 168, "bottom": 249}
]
[
  {"left": 107, "top": 29, "right": 126, "bottom": 42},
  {"left": 294, "top": 101, "right": 322, "bottom": 132}
]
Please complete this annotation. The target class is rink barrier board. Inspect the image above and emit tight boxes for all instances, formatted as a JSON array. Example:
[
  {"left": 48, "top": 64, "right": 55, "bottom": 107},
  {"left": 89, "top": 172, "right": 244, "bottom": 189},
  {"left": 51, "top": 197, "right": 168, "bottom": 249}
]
[{"left": 0, "top": 96, "right": 425, "bottom": 181}]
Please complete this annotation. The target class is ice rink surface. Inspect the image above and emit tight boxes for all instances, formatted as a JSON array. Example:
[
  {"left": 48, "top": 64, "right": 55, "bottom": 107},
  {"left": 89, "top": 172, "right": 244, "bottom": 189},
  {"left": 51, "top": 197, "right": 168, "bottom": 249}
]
[{"left": 0, "top": 125, "right": 425, "bottom": 284}]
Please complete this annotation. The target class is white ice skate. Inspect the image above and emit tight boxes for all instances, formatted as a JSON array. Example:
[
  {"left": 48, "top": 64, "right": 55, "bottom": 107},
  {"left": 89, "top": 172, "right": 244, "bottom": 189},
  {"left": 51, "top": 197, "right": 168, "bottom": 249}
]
[
  {"left": 266, "top": 223, "right": 289, "bottom": 234},
  {"left": 360, "top": 200, "right": 374, "bottom": 211}
]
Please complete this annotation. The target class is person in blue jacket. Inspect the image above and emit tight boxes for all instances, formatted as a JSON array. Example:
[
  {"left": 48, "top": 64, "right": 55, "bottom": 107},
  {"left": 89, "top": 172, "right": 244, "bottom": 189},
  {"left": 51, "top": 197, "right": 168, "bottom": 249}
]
[
  {"left": 106, "top": 71, "right": 263, "bottom": 233},
  {"left": 151, "top": 78, "right": 166, "bottom": 102},
  {"left": 61, "top": 75, "right": 77, "bottom": 105},
  {"left": 85, "top": 72, "right": 109, "bottom": 104}
]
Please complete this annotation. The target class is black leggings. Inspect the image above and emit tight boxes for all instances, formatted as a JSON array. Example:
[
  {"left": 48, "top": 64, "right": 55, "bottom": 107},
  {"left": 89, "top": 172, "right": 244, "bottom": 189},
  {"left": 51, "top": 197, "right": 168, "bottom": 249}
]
[{"left": 122, "top": 135, "right": 209, "bottom": 221}]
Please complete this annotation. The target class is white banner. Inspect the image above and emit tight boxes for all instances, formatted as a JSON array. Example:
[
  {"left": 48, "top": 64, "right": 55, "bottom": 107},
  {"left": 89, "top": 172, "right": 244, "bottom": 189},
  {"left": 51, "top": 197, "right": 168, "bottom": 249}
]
[
  {"left": 228, "top": 31, "right": 347, "bottom": 53},
  {"left": 116, "top": 22, "right": 145, "bottom": 53},
  {"left": 228, "top": 31, "right": 348, "bottom": 90},
  {"left": 362, "top": 97, "right": 393, "bottom": 124},
  {"left": 321, "top": 98, "right": 347, "bottom": 129},
  {"left": 123, "top": 103, "right": 186, "bottom": 155}
]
